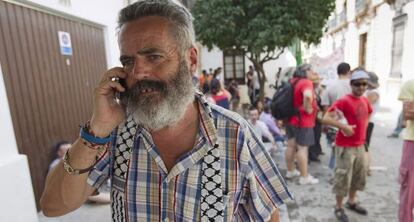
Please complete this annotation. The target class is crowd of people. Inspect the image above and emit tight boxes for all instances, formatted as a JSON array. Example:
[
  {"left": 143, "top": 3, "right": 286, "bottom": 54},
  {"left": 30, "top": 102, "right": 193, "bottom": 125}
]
[
  {"left": 193, "top": 62, "right": 386, "bottom": 221},
  {"left": 194, "top": 67, "right": 241, "bottom": 112}
]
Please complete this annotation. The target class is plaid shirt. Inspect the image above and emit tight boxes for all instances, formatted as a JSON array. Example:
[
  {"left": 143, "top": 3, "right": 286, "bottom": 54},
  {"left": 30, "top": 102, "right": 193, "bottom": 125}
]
[{"left": 88, "top": 93, "right": 292, "bottom": 221}]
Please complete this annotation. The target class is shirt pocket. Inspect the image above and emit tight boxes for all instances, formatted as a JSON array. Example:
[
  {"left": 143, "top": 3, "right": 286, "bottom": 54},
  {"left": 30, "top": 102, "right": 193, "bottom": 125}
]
[{"left": 399, "top": 167, "right": 409, "bottom": 187}]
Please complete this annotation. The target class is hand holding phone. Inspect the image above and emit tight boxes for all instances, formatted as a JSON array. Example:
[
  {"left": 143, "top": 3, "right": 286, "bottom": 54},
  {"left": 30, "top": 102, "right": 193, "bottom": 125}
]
[
  {"left": 110, "top": 77, "right": 126, "bottom": 103},
  {"left": 90, "top": 68, "right": 128, "bottom": 137}
]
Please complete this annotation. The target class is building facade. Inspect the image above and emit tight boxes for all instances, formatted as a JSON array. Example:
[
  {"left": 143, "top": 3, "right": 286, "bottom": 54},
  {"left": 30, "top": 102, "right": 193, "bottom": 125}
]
[{"left": 304, "top": 0, "right": 414, "bottom": 113}]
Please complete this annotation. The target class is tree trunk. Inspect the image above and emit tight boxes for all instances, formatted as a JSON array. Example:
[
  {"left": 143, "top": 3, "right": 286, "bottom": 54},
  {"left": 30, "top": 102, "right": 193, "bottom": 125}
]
[
  {"left": 249, "top": 55, "right": 267, "bottom": 103},
  {"left": 257, "top": 67, "right": 266, "bottom": 102}
]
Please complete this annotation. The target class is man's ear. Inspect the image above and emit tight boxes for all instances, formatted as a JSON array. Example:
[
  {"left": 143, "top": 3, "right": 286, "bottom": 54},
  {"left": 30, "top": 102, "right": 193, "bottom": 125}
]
[{"left": 188, "top": 46, "right": 198, "bottom": 74}]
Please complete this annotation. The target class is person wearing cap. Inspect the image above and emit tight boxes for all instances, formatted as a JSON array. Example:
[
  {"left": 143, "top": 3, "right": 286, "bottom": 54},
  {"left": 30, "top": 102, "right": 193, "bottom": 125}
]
[
  {"left": 364, "top": 72, "right": 380, "bottom": 175},
  {"left": 322, "top": 70, "right": 373, "bottom": 222}
]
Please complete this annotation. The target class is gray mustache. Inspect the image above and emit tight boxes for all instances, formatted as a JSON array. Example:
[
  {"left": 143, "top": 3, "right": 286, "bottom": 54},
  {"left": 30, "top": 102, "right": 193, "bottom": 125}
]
[
  {"left": 120, "top": 80, "right": 167, "bottom": 107},
  {"left": 127, "top": 80, "right": 167, "bottom": 95}
]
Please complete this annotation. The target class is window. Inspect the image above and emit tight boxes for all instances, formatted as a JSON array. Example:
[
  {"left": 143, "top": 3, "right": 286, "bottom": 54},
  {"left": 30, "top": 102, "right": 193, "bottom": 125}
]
[
  {"left": 359, "top": 33, "right": 367, "bottom": 68},
  {"left": 223, "top": 50, "right": 246, "bottom": 85},
  {"left": 390, "top": 14, "right": 407, "bottom": 78}
]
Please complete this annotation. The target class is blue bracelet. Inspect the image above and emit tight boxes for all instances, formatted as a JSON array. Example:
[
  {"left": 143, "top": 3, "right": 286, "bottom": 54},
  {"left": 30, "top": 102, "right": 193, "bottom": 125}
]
[{"left": 80, "top": 126, "right": 112, "bottom": 145}]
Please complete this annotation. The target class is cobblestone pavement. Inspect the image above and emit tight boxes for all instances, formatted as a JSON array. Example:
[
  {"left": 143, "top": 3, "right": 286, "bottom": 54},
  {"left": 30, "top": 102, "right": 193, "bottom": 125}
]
[{"left": 275, "top": 114, "right": 402, "bottom": 222}]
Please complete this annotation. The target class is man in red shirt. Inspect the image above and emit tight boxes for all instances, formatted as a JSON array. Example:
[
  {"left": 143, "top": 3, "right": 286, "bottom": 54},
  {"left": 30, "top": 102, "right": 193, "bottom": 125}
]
[
  {"left": 285, "top": 64, "right": 319, "bottom": 185},
  {"left": 322, "top": 70, "right": 372, "bottom": 222}
]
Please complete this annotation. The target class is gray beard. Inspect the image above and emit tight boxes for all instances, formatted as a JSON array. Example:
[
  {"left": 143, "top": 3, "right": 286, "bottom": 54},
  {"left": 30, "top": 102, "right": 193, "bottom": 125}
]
[{"left": 121, "top": 61, "right": 195, "bottom": 131}]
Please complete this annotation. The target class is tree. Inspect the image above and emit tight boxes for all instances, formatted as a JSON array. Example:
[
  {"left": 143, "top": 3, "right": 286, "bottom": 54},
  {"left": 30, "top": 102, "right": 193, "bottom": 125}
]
[{"left": 192, "top": 0, "right": 335, "bottom": 101}]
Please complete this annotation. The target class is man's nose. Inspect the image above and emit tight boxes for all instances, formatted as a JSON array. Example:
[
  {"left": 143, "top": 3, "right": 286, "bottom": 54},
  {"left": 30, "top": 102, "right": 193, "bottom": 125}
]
[{"left": 129, "top": 57, "right": 152, "bottom": 80}]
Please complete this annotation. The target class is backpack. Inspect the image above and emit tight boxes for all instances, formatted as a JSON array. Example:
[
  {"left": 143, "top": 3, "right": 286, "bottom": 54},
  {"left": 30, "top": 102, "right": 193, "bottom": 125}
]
[{"left": 271, "top": 78, "right": 300, "bottom": 120}]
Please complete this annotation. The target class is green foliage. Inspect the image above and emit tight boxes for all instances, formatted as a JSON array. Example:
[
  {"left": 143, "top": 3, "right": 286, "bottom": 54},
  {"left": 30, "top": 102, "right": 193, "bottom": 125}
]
[
  {"left": 193, "top": 0, "right": 335, "bottom": 101},
  {"left": 193, "top": 0, "right": 335, "bottom": 59}
]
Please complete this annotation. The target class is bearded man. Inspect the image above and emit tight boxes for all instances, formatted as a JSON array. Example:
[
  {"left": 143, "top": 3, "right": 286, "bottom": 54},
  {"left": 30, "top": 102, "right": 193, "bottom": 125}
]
[{"left": 40, "top": 1, "right": 291, "bottom": 221}]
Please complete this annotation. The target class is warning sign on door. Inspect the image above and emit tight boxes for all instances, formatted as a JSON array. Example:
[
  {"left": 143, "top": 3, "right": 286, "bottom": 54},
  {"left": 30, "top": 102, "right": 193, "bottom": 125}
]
[{"left": 58, "top": 31, "right": 72, "bottom": 56}]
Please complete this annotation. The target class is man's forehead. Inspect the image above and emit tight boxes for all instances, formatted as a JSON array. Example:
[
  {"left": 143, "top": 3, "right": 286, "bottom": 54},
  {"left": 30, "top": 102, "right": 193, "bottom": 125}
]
[{"left": 118, "top": 16, "right": 177, "bottom": 51}]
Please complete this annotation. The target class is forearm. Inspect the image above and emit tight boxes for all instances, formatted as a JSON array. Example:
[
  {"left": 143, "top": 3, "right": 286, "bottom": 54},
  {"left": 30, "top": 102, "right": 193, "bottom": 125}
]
[
  {"left": 403, "top": 113, "right": 414, "bottom": 120},
  {"left": 322, "top": 113, "right": 345, "bottom": 129},
  {"left": 304, "top": 101, "right": 312, "bottom": 112},
  {"left": 266, "top": 132, "right": 276, "bottom": 144},
  {"left": 303, "top": 90, "right": 313, "bottom": 113},
  {"left": 268, "top": 123, "right": 281, "bottom": 136},
  {"left": 40, "top": 138, "right": 98, "bottom": 216}
]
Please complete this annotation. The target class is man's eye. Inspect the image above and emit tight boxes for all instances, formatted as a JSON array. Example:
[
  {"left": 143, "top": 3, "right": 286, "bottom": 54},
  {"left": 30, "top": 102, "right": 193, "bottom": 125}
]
[{"left": 148, "top": 55, "right": 162, "bottom": 61}]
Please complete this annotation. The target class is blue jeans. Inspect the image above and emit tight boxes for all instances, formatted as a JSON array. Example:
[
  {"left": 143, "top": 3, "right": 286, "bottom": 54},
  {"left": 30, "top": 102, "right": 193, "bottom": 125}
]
[{"left": 392, "top": 112, "right": 404, "bottom": 136}]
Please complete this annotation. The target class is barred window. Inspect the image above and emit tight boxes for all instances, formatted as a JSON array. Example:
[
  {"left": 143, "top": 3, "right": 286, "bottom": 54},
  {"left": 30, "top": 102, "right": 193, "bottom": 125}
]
[{"left": 390, "top": 14, "right": 407, "bottom": 78}]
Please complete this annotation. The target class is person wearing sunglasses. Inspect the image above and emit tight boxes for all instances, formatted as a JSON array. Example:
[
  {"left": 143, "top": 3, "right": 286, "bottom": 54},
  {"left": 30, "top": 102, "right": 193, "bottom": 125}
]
[{"left": 322, "top": 70, "right": 373, "bottom": 222}]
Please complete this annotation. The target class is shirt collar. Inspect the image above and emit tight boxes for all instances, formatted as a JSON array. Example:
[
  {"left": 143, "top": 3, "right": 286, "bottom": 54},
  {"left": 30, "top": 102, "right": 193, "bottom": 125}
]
[{"left": 195, "top": 91, "right": 218, "bottom": 149}]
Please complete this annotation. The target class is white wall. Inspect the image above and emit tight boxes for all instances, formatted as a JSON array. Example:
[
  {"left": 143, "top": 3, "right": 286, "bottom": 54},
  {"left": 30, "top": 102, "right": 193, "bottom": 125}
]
[
  {"left": 306, "top": 0, "right": 414, "bottom": 116},
  {"left": 199, "top": 46, "right": 223, "bottom": 73},
  {"left": 370, "top": 3, "right": 398, "bottom": 111},
  {"left": 26, "top": 0, "right": 126, "bottom": 68},
  {"left": 402, "top": 1, "right": 414, "bottom": 83},
  {"left": 0, "top": 65, "right": 38, "bottom": 222}
]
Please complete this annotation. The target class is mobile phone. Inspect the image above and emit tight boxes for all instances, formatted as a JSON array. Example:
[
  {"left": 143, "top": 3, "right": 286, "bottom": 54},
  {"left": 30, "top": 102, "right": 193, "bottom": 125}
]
[{"left": 111, "top": 77, "right": 126, "bottom": 102}]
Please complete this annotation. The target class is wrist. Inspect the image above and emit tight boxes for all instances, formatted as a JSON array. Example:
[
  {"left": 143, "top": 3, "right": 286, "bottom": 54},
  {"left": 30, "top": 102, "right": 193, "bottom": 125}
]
[
  {"left": 63, "top": 149, "right": 95, "bottom": 175},
  {"left": 89, "top": 119, "right": 112, "bottom": 138},
  {"left": 338, "top": 123, "right": 347, "bottom": 130},
  {"left": 80, "top": 121, "right": 112, "bottom": 145}
]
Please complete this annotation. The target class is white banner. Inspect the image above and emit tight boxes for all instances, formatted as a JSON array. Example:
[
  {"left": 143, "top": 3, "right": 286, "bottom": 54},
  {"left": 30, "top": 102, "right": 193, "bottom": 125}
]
[{"left": 309, "top": 47, "right": 344, "bottom": 85}]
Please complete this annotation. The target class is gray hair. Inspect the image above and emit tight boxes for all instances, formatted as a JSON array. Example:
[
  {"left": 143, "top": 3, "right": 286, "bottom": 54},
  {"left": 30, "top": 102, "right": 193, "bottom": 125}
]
[
  {"left": 118, "top": 0, "right": 195, "bottom": 52},
  {"left": 293, "top": 63, "right": 312, "bottom": 78}
]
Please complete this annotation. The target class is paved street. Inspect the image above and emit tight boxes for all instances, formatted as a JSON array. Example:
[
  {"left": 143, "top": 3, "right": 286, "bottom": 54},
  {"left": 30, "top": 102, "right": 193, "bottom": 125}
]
[
  {"left": 278, "top": 118, "right": 402, "bottom": 222},
  {"left": 39, "top": 109, "right": 403, "bottom": 222}
]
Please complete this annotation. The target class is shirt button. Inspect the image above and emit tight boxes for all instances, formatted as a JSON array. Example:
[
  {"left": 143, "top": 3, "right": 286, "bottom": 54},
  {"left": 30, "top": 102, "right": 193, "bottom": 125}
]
[{"left": 164, "top": 218, "right": 170, "bottom": 222}]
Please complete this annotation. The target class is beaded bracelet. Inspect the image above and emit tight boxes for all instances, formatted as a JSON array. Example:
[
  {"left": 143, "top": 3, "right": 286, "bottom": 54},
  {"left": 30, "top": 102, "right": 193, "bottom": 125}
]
[
  {"left": 80, "top": 121, "right": 112, "bottom": 145},
  {"left": 63, "top": 149, "right": 96, "bottom": 175},
  {"left": 81, "top": 137, "right": 109, "bottom": 151}
]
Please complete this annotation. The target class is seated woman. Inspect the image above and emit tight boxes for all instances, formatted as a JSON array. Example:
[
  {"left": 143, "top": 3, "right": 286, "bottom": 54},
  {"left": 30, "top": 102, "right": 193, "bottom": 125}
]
[{"left": 259, "top": 104, "right": 286, "bottom": 150}]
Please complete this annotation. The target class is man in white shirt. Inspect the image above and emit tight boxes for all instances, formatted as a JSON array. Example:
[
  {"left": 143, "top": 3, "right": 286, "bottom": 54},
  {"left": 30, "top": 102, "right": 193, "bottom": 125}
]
[
  {"left": 248, "top": 107, "right": 277, "bottom": 153},
  {"left": 320, "top": 62, "right": 352, "bottom": 169}
]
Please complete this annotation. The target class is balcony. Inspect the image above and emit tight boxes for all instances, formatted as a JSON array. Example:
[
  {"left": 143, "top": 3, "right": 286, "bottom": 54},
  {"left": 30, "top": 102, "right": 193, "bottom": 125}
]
[
  {"left": 327, "top": 10, "right": 347, "bottom": 33},
  {"left": 355, "top": 0, "right": 368, "bottom": 15},
  {"left": 338, "top": 10, "right": 347, "bottom": 24}
]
